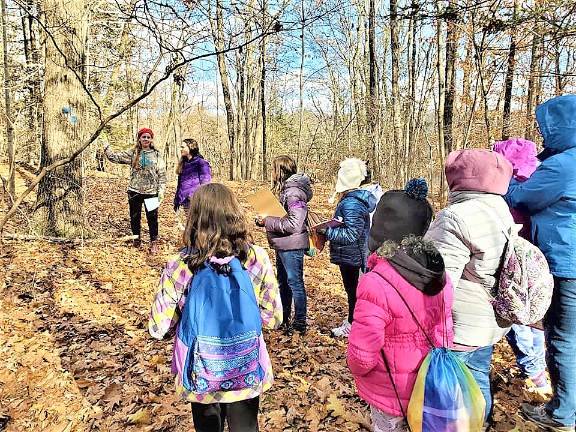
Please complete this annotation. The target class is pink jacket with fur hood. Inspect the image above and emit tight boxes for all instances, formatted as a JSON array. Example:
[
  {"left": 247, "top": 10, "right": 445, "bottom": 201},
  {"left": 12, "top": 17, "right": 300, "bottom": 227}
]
[{"left": 347, "top": 252, "right": 454, "bottom": 416}]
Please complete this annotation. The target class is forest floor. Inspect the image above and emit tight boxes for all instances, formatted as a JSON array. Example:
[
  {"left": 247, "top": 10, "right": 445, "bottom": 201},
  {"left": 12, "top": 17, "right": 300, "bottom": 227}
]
[{"left": 0, "top": 167, "right": 545, "bottom": 432}]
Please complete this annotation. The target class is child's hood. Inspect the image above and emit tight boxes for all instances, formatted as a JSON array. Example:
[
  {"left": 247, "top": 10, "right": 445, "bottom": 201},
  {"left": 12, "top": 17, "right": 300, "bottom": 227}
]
[
  {"left": 367, "top": 240, "right": 446, "bottom": 296},
  {"left": 343, "top": 188, "right": 377, "bottom": 213},
  {"left": 492, "top": 137, "right": 539, "bottom": 181},
  {"left": 285, "top": 173, "right": 313, "bottom": 202}
]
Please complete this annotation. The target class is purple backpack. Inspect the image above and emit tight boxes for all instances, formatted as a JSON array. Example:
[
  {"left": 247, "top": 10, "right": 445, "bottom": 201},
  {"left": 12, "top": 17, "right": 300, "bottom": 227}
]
[{"left": 493, "top": 226, "right": 553, "bottom": 325}]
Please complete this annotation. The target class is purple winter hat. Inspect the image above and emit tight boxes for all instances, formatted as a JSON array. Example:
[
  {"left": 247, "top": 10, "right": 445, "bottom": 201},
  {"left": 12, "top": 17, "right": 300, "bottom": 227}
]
[{"left": 492, "top": 137, "right": 539, "bottom": 181}]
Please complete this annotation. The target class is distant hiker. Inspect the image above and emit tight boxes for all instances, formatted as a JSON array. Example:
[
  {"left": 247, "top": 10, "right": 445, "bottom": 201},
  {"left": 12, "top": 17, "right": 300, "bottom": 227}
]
[
  {"left": 492, "top": 137, "right": 551, "bottom": 396},
  {"left": 348, "top": 178, "right": 453, "bottom": 432},
  {"left": 320, "top": 158, "right": 377, "bottom": 338},
  {"left": 173, "top": 138, "right": 212, "bottom": 213},
  {"left": 149, "top": 183, "right": 282, "bottom": 432},
  {"left": 359, "top": 161, "right": 384, "bottom": 226},
  {"left": 256, "top": 155, "right": 312, "bottom": 335},
  {"left": 104, "top": 127, "right": 166, "bottom": 254},
  {"left": 506, "top": 95, "right": 576, "bottom": 432},
  {"left": 425, "top": 149, "right": 514, "bottom": 425}
]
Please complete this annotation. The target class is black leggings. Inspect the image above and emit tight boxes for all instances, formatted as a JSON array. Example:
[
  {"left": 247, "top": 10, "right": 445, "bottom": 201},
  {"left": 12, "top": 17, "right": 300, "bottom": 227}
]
[
  {"left": 339, "top": 264, "right": 361, "bottom": 323},
  {"left": 127, "top": 191, "right": 158, "bottom": 241},
  {"left": 191, "top": 397, "right": 259, "bottom": 432}
]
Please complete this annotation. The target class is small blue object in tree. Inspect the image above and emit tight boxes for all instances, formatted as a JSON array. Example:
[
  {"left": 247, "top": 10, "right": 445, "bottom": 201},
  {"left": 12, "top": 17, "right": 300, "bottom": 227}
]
[{"left": 405, "top": 177, "right": 428, "bottom": 200}]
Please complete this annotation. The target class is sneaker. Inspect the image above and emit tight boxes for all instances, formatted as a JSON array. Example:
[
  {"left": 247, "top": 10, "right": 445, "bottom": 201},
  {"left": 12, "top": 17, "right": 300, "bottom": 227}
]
[
  {"left": 528, "top": 372, "right": 553, "bottom": 396},
  {"left": 331, "top": 319, "right": 351, "bottom": 338},
  {"left": 149, "top": 240, "right": 159, "bottom": 255},
  {"left": 521, "top": 403, "right": 574, "bottom": 431}
]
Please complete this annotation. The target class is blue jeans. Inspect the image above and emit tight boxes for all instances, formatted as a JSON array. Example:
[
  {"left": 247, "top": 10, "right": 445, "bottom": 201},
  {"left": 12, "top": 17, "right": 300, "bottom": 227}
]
[
  {"left": 545, "top": 277, "right": 576, "bottom": 427},
  {"left": 276, "top": 249, "right": 307, "bottom": 327},
  {"left": 453, "top": 345, "right": 494, "bottom": 423},
  {"left": 506, "top": 325, "right": 546, "bottom": 378}
]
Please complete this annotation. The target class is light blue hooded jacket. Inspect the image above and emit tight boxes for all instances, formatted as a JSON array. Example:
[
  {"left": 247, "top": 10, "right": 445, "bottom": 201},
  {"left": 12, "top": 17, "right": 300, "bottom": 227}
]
[{"left": 506, "top": 95, "right": 576, "bottom": 278}]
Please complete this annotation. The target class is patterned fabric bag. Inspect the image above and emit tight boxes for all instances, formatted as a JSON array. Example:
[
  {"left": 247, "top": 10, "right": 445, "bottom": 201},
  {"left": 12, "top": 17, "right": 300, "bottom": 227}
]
[
  {"left": 176, "top": 257, "right": 264, "bottom": 394},
  {"left": 493, "top": 226, "right": 554, "bottom": 325}
]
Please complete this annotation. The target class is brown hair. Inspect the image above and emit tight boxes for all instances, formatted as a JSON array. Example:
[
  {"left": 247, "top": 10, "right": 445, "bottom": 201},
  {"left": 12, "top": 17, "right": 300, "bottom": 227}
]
[
  {"left": 271, "top": 155, "right": 297, "bottom": 195},
  {"left": 183, "top": 183, "right": 251, "bottom": 271},
  {"left": 131, "top": 138, "right": 157, "bottom": 170},
  {"left": 176, "top": 138, "right": 200, "bottom": 175}
]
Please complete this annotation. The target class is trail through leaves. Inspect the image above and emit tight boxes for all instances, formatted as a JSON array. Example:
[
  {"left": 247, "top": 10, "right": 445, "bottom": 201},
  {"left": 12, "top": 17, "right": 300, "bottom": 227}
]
[{"left": 0, "top": 173, "right": 543, "bottom": 431}]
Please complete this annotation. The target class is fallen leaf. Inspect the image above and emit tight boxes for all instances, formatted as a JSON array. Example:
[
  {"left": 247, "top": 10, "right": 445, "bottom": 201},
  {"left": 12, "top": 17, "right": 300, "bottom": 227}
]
[{"left": 127, "top": 408, "right": 151, "bottom": 425}]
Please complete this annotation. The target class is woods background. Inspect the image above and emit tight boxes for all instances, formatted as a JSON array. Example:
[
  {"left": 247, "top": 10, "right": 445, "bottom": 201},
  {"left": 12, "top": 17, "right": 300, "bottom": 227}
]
[{"left": 0, "top": 0, "right": 575, "bottom": 236}]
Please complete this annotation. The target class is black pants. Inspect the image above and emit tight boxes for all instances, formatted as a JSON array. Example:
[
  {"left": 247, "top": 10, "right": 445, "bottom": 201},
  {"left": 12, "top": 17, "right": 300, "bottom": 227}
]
[
  {"left": 191, "top": 397, "right": 259, "bottom": 432},
  {"left": 339, "top": 264, "right": 361, "bottom": 323},
  {"left": 127, "top": 191, "right": 158, "bottom": 241}
]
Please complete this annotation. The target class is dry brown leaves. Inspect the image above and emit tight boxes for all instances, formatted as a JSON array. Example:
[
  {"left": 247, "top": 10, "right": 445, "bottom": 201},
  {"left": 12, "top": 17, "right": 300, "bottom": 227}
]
[{"left": 0, "top": 173, "right": 546, "bottom": 431}]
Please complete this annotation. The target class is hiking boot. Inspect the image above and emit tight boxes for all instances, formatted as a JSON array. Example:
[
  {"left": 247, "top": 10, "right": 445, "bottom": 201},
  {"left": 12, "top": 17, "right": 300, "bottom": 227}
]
[
  {"left": 521, "top": 403, "right": 574, "bottom": 431},
  {"left": 292, "top": 322, "right": 307, "bottom": 335},
  {"left": 149, "top": 240, "right": 159, "bottom": 255},
  {"left": 133, "top": 238, "right": 142, "bottom": 248},
  {"left": 331, "top": 319, "right": 351, "bottom": 338}
]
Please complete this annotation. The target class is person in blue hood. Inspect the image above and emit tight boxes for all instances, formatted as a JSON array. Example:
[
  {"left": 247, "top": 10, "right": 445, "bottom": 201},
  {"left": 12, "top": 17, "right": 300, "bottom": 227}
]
[
  {"left": 506, "top": 94, "right": 576, "bottom": 432},
  {"left": 322, "top": 158, "right": 377, "bottom": 338}
]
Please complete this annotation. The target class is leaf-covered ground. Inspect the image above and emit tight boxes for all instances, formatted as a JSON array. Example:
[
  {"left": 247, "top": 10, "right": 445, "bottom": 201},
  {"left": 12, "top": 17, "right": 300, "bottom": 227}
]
[{"left": 0, "top": 170, "right": 546, "bottom": 431}]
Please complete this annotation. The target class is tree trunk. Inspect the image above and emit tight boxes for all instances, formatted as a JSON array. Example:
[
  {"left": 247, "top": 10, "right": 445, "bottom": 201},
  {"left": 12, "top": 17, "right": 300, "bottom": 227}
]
[
  {"left": 211, "top": 0, "right": 236, "bottom": 180},
  {"left": 390, "top": 0, "right": 402, "bottom": 185},
  {"left": 367, "top": 0, "right": 378, "bottom": 175},
  {"left": 296, "top": 0, "right": 305, "bottom": 165},
  {"left": 35, "top": 0, "right": 88, "bottom": 237},
  {"left": 525, "top": 26, "right": 542, "bottom": 140},
  {"left": 502, "top": 0, "right": 518, "bottom": 139},
  {"left": 436, "top": 1, "right": 446, "bottom": 195},
  {"left": 443, "top": 0, "right": 457, "bottom": 157},
  {"left": 1, "top": 0, "right": 14, "bottom": 197},
  {"left": 260, "top": 0, "right": 267, "bottom": 180}
]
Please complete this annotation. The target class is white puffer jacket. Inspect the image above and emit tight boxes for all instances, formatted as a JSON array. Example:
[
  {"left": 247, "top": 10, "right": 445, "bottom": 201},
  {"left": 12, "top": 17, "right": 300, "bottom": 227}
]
[{"left": 425, "top": 191, "right": 514, "bottom": 347}]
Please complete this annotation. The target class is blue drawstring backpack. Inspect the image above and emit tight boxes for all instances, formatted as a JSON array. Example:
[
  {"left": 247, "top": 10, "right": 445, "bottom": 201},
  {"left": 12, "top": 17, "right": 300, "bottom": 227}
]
[{"left": 177, "top": 257, "right": 264, "bottom": 394}]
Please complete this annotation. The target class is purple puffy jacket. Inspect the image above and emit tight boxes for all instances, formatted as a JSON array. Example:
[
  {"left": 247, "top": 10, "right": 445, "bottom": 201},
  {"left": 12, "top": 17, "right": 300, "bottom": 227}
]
[
  {"left": 265, "top": 174, "right": 313, "bottom": 251},
  {"left": 174, "top": 156, "right": 212, "bottom": 210}
]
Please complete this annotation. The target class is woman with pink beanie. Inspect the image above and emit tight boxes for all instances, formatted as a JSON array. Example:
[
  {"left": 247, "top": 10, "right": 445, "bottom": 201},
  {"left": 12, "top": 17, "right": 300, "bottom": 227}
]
[
  {"left": 425, "top": 149, "right": 514, "bottom": 427},
  {"left": 492, "top": 138, "right": 551, "bottom": 396}
]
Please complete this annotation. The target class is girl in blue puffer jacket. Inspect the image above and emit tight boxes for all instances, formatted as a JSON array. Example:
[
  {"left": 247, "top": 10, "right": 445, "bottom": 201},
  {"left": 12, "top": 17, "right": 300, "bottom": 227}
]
[{"left": 323, "top": 158, "right": 376, "bottom": 338}]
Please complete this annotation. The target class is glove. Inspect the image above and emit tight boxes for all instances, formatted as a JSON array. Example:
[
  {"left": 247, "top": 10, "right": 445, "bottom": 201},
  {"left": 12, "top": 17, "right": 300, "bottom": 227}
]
[{"left": 255, "top": 216, "right": 266, "bottom": 227}]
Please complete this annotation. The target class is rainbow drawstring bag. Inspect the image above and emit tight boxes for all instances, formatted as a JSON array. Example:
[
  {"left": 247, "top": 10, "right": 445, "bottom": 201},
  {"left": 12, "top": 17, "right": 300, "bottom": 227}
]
[{"left": 407, "top": 347, "right": 486, "bottom": 432}]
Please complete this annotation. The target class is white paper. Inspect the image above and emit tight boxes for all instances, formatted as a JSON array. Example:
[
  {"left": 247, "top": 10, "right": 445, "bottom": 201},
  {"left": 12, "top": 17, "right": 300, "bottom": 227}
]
[{"left": 144, "top": 197, "right": 160, "bottom": 211}]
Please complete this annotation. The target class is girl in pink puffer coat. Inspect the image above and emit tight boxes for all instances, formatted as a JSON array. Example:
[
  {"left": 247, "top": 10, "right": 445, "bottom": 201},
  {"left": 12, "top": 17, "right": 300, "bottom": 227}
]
[{"left": 347, "top": 179, "right": 454, "bottom": 432}]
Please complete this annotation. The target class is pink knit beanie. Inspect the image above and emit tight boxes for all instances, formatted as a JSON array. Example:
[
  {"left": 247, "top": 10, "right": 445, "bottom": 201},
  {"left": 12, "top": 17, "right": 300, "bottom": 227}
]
[
  {"left": 492, "top": 137, "right": 538, "bottom": 181},
  {"left": 445, "top": 149, "right": 513, "bottom": 195}
]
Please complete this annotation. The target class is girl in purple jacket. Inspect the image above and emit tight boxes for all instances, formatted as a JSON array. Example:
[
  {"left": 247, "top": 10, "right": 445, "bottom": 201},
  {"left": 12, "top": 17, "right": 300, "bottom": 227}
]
[
  {"left": 173, "top": 138, "right": 212, "bottom": 212},
  {"left": 256, "top": 155, "right": 312, "bottom": 335}
]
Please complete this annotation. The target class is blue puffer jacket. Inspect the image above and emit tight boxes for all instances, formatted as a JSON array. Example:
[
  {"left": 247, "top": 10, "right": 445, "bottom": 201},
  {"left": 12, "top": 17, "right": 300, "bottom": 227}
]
[
  {"left": 506, "top": 94, "right": 576, "bottom": 278},
  {"left": 326, "top": 189, "right": 377, "bottom": 268}
]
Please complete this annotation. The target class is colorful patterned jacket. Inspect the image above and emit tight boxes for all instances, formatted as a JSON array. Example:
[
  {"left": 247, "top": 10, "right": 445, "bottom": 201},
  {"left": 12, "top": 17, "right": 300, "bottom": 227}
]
[{"left": 148, "top": 244, "right": 282, "bottom": 403}]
